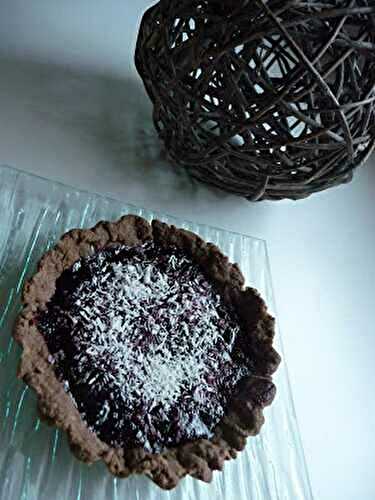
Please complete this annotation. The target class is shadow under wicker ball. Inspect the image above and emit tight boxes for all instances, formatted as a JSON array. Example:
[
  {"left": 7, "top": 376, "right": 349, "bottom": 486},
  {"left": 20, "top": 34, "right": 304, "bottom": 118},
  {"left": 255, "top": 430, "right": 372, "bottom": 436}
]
[{"left": 135, "top": 0, "right": 375, "bottom": 201}]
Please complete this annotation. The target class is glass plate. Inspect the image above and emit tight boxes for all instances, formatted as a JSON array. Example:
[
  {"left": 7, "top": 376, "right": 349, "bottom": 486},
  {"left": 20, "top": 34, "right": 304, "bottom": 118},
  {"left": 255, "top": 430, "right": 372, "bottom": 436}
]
[{"left": 0, "top": 164, "right": 313, "bottom": 500}]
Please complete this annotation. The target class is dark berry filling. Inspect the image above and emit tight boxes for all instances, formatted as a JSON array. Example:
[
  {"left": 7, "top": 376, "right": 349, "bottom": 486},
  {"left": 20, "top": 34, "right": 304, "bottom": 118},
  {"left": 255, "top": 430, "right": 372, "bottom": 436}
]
[{"left": 38, "top": 242, "right": 252, "bottom": 452}]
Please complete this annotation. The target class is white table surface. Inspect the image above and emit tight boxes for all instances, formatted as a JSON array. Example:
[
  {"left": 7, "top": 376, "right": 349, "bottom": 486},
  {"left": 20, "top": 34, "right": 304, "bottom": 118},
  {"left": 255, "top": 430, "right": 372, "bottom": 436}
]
[{"left": 0, "top": 2, "right": 374, "bottom": 499}]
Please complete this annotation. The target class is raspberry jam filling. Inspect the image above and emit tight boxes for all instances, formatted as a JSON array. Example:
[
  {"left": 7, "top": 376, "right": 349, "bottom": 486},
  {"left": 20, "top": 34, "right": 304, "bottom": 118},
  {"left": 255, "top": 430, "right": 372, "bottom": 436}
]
[{"left": 38, "top": 242, "right": 252, "bottom": 452}]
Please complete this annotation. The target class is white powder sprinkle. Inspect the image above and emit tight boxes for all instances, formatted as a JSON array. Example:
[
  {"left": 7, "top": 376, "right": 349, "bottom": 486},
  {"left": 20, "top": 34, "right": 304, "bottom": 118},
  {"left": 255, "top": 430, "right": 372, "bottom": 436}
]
[{"left": 69, "top": 255, "right": 240, "bottom": 411}]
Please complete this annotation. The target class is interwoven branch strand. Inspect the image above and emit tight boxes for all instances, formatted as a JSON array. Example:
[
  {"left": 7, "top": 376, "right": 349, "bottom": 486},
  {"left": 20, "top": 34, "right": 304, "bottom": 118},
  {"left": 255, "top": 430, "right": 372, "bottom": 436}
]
[{"left": 136, "top": 0, "right": 375, "bottom": 200}]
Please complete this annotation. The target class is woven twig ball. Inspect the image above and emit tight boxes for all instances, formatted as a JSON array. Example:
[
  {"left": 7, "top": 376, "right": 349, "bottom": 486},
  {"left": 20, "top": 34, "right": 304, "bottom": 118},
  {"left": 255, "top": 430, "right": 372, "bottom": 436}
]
[{"left": 135, "top": 0, "right": 375, "bottom": 201}]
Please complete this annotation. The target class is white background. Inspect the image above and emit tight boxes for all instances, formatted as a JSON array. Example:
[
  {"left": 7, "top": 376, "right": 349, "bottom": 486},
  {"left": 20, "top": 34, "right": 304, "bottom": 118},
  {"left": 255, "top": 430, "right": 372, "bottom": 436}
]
[{"left": 0, "top": 2, "right": 374, "bottom": 499}]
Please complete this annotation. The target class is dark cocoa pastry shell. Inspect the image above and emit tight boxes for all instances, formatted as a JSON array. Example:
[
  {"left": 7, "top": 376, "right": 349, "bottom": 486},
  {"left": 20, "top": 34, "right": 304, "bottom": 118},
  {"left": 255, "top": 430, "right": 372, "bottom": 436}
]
[{"left": 14, "top": 215, "right": 281, "bottom": 490}]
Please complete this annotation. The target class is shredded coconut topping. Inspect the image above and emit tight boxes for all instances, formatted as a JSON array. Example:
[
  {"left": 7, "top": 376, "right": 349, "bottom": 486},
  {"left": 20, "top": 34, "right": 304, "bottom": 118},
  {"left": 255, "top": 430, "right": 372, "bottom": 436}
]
[{"left": 38, "top": 242, "right": 251, "bottom": 452}]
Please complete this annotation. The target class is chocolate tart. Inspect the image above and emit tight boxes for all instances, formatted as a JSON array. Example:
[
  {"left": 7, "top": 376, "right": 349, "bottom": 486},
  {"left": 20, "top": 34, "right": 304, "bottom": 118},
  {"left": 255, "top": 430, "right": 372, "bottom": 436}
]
[{"left": 14, "top": 215, "right": 281, "bottom": 490}]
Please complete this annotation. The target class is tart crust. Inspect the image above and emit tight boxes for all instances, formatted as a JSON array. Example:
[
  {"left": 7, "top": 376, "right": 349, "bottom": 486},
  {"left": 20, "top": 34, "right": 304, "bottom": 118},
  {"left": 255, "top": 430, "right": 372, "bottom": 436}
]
[{"left": 14, "top": 215, "right": 281, "bottom": 489}]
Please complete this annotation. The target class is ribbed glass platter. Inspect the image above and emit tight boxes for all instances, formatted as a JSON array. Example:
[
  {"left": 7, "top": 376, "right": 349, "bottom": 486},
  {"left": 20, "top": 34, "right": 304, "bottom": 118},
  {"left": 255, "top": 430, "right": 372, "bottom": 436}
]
[{"left": 0, "top": 164, "right": 313, "bottom": 500}]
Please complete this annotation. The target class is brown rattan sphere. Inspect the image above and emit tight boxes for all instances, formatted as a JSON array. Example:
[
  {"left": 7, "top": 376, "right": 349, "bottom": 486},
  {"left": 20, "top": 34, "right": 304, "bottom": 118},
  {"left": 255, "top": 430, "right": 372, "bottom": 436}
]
[{"left": 135, "top": 0, "right": 375, "bottom": 201}]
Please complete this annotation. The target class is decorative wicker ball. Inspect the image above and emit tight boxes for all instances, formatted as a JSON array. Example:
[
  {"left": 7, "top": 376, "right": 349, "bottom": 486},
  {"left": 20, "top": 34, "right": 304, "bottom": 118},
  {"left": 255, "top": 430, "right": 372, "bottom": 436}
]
[{"left": 135, "top": 0, "right": 375, "bottom": 201}]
